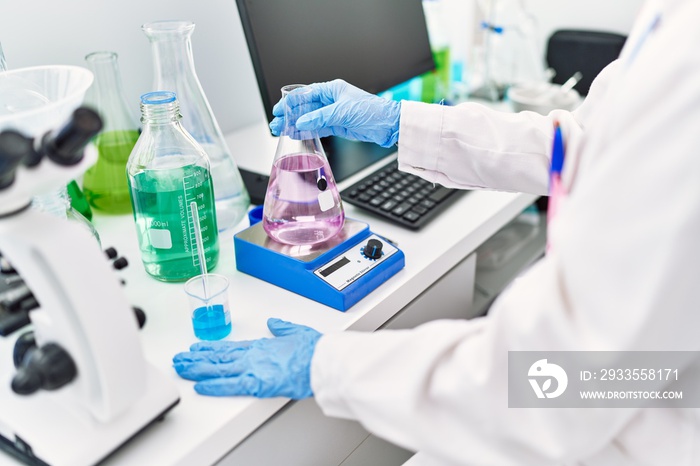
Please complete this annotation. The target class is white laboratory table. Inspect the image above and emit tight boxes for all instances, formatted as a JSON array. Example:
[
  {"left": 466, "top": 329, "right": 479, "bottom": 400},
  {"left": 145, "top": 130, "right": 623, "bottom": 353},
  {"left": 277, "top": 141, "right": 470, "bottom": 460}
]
[{"left": 1, "top": 120, "right": 536, "bottom": 466}]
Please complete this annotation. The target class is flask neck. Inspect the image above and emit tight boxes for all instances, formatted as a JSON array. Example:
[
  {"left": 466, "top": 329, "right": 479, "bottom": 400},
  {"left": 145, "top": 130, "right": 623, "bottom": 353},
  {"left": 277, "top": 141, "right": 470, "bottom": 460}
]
[
  {"left": 281, "top": 85, "right": 320, "bottom": 142},
  {"left": 142, "top": 21, "right": 198, "bottom": 85},
  {"left": 141, "top": 100, "right": 182, "bottom": 126},
  {"left": 276, "top": 85, "right": 326, "bottom": 161},
  {"left": 84, "top": 51, "right": 137, "bottom": 131}
]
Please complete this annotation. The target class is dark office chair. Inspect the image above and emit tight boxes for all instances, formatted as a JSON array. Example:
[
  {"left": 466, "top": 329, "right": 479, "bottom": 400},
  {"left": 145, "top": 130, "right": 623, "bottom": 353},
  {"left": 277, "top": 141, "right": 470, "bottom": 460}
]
[
  {"left": 535, "top": 30, "right": 627, "bottom": 213},
  {"left": 546, "top": 30, "right": 627, "bottom": 96}
]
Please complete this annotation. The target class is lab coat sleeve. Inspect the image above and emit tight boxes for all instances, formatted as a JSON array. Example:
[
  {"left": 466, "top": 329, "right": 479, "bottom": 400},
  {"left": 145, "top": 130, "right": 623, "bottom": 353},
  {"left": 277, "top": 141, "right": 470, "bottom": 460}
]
[
  {"left": 310, "top": 31, "right": 700, "bottom": 465},
  {"left": 395, "top": 62, "right": 611, "bottom": 196}
]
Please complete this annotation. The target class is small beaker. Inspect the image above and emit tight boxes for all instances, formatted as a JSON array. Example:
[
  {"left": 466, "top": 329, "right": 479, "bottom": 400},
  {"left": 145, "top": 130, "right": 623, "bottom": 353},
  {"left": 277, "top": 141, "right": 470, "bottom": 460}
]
[
  {"left": 263, "top": 84, "right": 344, "bottom": 246},
  {"left": 184, "top": 274, "right": 231, "bottom": 341}
]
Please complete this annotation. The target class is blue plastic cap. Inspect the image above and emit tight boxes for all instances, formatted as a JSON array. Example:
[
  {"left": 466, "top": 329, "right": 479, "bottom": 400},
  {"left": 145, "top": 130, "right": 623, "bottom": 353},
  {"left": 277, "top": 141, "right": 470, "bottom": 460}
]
[{"left": 141, "top": 91, "right": 177, "bottom": 105}]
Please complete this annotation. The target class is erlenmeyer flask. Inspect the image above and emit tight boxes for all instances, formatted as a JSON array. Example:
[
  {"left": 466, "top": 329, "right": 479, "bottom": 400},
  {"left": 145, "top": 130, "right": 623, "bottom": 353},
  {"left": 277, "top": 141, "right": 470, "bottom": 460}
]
[
  {"left": 82, "top": 51, "right": 138, "bottom": 214},
  {"left": 263, "top": 85, "right": 344, "bottom": 246},
  {"left": 142, "top": 20, "right": 250, "bottom": 231}
]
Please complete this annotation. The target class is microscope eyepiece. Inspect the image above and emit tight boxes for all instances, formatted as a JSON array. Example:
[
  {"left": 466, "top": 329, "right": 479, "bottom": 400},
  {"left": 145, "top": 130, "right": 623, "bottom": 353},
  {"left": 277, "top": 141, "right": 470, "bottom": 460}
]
[
  {"left": 43, "top": 107, "right": 103, "bottom": 166},
  {"left": 0, "top": 130, "right": 34, "bottom": 189}
]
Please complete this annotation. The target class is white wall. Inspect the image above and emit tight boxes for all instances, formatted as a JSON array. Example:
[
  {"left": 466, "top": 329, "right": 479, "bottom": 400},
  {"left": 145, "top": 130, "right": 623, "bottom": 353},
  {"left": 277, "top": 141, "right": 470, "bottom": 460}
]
[
  {"left": 1, "top": 0, "right": 645, "bottom": 135},
  {"left": 524, "top": 0, "right": 644, "bottom": 67},
  {"left": 0, "top": 0, "right": 265, "bottom": 133}
]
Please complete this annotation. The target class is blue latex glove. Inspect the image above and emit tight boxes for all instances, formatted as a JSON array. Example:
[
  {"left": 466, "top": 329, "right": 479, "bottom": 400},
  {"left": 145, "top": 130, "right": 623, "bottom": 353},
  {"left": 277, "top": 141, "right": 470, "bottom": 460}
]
[
  {"left": 269, "top": 79, "right": 401, "bottom": 148},
  {"left": 172, "top": 318, "right": 322, "bottom": 399}
]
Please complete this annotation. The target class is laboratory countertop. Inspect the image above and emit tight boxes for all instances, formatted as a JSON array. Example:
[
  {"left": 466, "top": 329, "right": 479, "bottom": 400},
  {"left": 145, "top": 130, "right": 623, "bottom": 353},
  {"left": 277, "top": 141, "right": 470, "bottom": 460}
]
[
  {"left": 1, "top": 120, "right": 536, "bottom": 466},
  {"left": 98, "top": 195, "right": 534, "bottom": 465}
]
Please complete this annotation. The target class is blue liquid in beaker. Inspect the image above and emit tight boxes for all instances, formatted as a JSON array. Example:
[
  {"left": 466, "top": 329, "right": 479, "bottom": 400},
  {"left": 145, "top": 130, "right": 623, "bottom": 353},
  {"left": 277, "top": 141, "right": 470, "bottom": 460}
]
[{"left": 192, "top": 304, "right": 231, "bottom": 340}]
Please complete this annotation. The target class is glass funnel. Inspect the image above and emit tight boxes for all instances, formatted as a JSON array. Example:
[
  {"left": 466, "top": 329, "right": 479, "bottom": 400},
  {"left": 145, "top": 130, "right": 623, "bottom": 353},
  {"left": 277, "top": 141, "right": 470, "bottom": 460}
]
[
  {"left": 262, "top": 85, "right": 344, "bottom": 246},
  {"left": 142, "top": 20, "right": 250, "bottom": 231}
]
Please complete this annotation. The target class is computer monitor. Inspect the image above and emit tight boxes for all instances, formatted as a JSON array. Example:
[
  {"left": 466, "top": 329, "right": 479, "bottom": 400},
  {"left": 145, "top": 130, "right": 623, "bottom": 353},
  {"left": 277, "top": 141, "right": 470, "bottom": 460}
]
[{"left": 236, "top": 0, "right": 435, "bottom": 182}]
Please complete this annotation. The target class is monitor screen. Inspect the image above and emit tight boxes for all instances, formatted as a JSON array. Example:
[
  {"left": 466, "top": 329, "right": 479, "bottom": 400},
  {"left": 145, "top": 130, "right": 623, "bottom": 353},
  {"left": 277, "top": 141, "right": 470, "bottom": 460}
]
[{"left": 236, "top": 0, "right": 435, "bottom": 181}]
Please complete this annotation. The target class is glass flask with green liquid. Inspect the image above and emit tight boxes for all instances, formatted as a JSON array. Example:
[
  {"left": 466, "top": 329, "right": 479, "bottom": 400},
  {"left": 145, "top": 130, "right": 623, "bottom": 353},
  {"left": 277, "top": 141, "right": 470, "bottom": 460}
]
[
  {"left": 82, "top": 51, "right": 139, "bottom": 214},
  {"left": 127, "top": 91, "right": 219, "bottom": 282}
]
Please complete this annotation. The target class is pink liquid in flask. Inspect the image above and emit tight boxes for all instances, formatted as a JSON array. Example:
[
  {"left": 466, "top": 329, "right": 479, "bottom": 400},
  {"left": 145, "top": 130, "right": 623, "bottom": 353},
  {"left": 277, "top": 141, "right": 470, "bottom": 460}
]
[{"left": 263, "top": 152, "right": 345, "bottom": 245}]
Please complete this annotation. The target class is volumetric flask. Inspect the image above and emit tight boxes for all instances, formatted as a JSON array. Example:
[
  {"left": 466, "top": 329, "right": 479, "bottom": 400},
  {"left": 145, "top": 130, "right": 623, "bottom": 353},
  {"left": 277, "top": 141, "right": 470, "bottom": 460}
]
[
  {"left": 127, "top": 91, "right": 219, "bottom": 282},
  {"left": 263, "top": 85, "right": 344, "bottom": 246}
]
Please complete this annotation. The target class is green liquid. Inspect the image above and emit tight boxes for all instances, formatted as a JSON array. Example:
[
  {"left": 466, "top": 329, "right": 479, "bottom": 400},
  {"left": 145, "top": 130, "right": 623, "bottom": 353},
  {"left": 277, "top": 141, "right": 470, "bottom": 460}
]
[
  {"left": 66, "top": 180, "right": 93, "bottom": 221},
  {"left": 84, "top": 130, "right": 139, "bottom": 214},
  {"left": 128, "top": 163, "right": 219, "bottom": 282},
  {"left": 421, "top": 47, "right": 451, "bottom": 103}
]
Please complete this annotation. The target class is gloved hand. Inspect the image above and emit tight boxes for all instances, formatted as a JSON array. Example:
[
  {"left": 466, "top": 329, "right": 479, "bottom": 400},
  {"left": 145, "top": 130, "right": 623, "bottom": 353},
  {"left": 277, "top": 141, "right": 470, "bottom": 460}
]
[
  {"left": 269, "top": 79, "right": 402, "bottom": 148},
  {"left": 172, "top": 318, "right": 322, "bottom": 399}
]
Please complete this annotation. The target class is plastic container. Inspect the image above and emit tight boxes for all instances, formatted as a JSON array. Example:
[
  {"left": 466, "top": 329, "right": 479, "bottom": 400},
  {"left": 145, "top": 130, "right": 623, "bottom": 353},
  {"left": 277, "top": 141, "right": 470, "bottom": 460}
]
[
  {"left": 0, "top": 65, "right": 94, "bottom": 138},
  {"left": 508, "top": 82, "right": 581, "bottom": 115},
  {"left": 126, "top": 91, "right": 219, "bottom": 282},
  {"left": 262, "top": 85, "right": 344, "bottom": 246}
]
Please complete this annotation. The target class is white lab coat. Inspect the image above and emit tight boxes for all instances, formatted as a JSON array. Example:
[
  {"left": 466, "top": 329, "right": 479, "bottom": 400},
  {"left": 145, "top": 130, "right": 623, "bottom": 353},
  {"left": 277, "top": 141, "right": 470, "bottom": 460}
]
[{"left": 311, "top": 0, "right": 700, "bottom": 464}]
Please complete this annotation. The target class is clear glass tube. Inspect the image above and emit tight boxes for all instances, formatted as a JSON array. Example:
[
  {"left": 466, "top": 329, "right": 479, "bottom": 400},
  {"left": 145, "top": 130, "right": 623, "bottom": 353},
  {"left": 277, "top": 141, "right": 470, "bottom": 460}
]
[
  {"left": 126, "top": 91, "right": 220, "bottom": 282},
  {"left": 82, "top": 51, "right": 138, "bottom": 214},
  {"left": 0, "top": 41, "right": 7, "bottom": 72},
  {"left": 262, "top": 85, "right": 344, "bottom": 246},
  {"left": 32, "top": 187, "right": 101, "bottom": 246},
  {"left": 142, "top": 20, "right": 250, "bottom": 231}
]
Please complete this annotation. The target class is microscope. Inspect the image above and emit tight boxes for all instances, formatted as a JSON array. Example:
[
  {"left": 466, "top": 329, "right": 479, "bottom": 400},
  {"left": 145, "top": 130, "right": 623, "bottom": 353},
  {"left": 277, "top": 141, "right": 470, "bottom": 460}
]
[{"left": 0, "top": 106, "right": 179, "bottom": 465}]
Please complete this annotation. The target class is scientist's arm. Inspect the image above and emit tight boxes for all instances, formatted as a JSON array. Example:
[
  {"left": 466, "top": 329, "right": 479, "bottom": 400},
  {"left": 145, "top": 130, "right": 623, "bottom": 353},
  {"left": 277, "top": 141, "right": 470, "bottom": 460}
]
[
  {"left": 269, "top": 66, "right": 612, "bottom": 197},
  {"left": 311, "top": 17, "right": 700, "bottom": 463},
  {"left": 396, "top": 62, "right": 614, "bottom": 196}
]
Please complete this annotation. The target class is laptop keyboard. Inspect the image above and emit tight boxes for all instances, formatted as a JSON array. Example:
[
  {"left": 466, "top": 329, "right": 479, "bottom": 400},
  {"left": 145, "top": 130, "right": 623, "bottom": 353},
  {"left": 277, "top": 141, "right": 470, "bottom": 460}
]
[{"left": 340, "top": 161, "right": 465, "bottom": 230}]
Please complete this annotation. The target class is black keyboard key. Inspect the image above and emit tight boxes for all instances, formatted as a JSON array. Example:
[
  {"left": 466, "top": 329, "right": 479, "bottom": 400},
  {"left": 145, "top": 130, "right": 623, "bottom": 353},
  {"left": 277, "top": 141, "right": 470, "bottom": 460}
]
[
  {"left": 391, "top": 203, "right": 412, "bottom": 216},
  {"left": 403, "top": 211, "right": 421, "bottom": 223},
  {"left": 428, "top": 187, "right": 453, "bottom": 203},
  {"left": 381, "top": 200, "right": 398, "bottom": 211},
  {"left": 339, "top": 160, "right": 465, "bottom": 230}
]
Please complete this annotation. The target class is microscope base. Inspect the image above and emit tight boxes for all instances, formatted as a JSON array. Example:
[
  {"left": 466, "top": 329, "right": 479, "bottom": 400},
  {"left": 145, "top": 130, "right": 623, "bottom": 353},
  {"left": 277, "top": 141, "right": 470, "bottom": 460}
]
[{"left": 0, "top": 365, "right": 180, "bottom": 466}]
